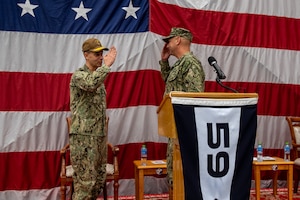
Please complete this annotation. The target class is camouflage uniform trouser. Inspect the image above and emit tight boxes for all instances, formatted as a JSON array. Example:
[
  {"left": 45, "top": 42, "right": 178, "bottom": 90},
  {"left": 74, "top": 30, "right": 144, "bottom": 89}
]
[
  {"left": 70, "top": 134, "right": 107, "bottom": 200},
  {"left": 166, "top": 138, "right": 173, "bottom": 188}
]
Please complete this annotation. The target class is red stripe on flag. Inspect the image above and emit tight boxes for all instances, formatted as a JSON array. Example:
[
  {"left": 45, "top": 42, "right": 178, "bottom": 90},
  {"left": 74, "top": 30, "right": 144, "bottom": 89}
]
[
  {"left": 0, "top": 72, "right": 71, "bottom": 111},
  {"left": 0, "top": 143, "right": 167, "bottom": 190},
  {"left": 0, "top": 146, "right": 283, "bottom": 191},
  {"left": 1, "top": 72, "right": 299, "bottom": 116},
  {"left": 0, "top": 151, "right": 60, "bottom": 191},
  {"left": 0, "top": 70, "right": 165, "bottom": 111},
  {"left": 116, "top": 142, "right": 167, "bottom": 179},
  {"left": 150, "top": 0, "right": 300, "bottom": 50},
  {"left": 205, "top": 81, "right": 300, "bottom": 116},
  {"left": 105, "top": 70, "right": 165, "bottom": 108}
]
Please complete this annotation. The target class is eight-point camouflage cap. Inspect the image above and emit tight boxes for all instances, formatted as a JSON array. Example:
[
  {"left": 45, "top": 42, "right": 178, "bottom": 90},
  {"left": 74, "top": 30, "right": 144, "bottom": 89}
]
[
  {"left": 82, "top": 38, "right": 108, "bottom": 52},
  {"left": 162, "top": 27, "right": 193, "bottom": 42}
]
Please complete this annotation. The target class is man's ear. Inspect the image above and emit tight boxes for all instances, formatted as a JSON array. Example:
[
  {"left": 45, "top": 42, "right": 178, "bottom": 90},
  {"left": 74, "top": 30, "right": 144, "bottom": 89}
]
[
  {"left": 83, "top": 51, "right": 89, "bottom": 59},
  {"left": 175, "top": 36, "right": 181, "bottom": 45}
]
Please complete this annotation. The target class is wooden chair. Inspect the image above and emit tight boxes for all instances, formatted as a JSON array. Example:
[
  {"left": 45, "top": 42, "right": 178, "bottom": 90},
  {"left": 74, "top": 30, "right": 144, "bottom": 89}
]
[
  {"left": 60, "top": 117, "right": 120, "bottom": 200},
  {"left": 286, "top": 116, "right": 300, "bottom": 193}
]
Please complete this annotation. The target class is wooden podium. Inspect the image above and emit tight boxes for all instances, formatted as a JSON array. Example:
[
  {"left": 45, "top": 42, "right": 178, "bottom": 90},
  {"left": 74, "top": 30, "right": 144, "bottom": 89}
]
[{"left": 157, "top": 92, "right": 258, "bottom": 200}]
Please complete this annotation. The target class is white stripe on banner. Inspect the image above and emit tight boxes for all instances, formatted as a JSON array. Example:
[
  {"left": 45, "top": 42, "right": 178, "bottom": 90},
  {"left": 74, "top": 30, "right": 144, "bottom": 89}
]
[
  {"left": 195, "top": 107, "right": 241, "bottom": 200},
  {"left": 171, "top": 96, "right": 258, "bottom": 106}
]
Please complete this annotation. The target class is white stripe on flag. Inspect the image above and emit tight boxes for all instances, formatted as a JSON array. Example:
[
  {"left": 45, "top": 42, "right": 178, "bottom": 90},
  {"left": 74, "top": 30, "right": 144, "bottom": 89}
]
[
  {"left": 192, "top": 44, "right": 300, "bottom": 84},
  {"left": 2, "top": 30, "right": 300, "bottom": 85},
  {"left": 158, "top": 0, "right": 300, "bottom": 18},
  {"left": 0, "top": 187, "right": 61, "bottom": 200},
  {"left": 107, "top": 106, "right": 168, "bottom": 145},
  {"left": 0, "top": 111, "right": 289, "bottom": 153},
  {"left": 0, "top": 111, "right": 70, "bottom": 152},
  {"left": 0, "top": 31, "right": 162, "bottom": 73}
]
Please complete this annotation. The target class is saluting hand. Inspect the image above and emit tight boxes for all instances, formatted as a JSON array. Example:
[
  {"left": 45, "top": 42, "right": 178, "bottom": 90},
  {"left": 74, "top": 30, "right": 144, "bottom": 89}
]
[
  {"left": 104, "top": 46, "right": 117, "bottom": 67},
  {"left": 161, "top": 43, "right": 170, "bottom": 61}
]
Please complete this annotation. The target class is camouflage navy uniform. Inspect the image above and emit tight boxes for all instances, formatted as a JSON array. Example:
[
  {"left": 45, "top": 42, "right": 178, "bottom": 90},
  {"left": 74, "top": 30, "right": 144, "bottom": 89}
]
[
  {"left": 160, "top": 52, "right": 205, "bottom": 188},
  {"left": 70, "top": 64, "right": 110, "bottom": 200}
]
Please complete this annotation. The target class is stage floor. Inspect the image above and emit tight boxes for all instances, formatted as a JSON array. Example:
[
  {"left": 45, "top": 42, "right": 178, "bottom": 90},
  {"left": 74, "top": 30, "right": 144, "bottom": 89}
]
[{"left": 96, "top": 188, "right": 300, "bottom": 200}]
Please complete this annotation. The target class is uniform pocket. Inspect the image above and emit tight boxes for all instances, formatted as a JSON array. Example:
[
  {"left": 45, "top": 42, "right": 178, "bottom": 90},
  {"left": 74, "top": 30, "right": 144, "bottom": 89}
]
[{"left": 76, "top": 117, "right": 104, "bottom": 136}]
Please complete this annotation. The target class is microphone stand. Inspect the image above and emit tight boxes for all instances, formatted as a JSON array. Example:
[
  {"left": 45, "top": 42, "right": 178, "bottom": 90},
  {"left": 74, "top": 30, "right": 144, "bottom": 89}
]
[{"left": 216, "top": 77, "right": 239, "bottom": 93}]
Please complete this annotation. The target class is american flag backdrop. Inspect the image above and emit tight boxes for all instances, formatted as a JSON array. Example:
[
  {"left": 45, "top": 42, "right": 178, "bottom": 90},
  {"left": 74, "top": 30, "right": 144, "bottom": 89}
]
[{"left": 0, "top": 0, "right": 300, "bottom": 199}]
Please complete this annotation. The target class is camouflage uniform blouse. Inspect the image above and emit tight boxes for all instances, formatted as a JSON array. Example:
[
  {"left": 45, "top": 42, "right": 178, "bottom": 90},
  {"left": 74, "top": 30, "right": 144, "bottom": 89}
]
[
  {"left": 159, "top": 51, "right": 205, "bottom": 187},
  {"left": 160, "top": 52, "right": 205, "bottom": 94},
  {"left": 70, "top": 64, "right": 110, "bottom": 136}
]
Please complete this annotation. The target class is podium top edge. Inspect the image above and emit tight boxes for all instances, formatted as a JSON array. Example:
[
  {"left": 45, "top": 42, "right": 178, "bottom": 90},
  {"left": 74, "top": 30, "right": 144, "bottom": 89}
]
[
  {"left": 157, "top": 92, "right": 258, "bottom": 113},
  {"left": 168, "top": 91, "right": 258, "bottom": 99}
]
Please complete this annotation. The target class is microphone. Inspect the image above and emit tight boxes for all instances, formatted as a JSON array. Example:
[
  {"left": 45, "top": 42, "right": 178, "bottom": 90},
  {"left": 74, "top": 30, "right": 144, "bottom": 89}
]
[{"left": 208, "top": 56, "right": 226, "bottom": 79}]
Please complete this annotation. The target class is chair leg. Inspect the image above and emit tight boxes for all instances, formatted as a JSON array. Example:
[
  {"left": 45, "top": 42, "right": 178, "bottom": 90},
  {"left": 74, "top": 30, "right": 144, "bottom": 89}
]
[
  {"left": 70, "top": 182, "right": 74, "bottom": 200},
  {"left": 169, "top": 186, "right": 173, "bottom": 200},
  {"left": 60, "top": 184, "right": 66, "bottom": 200},
  {"left": 294, "top": 169, "right": 300, "bottom": 193},
  {"left": 103, "top": 183, "right": 108, "bottom": 200},
  {"left": 113, "top": 179, "right": 119, "bottom": 200}
]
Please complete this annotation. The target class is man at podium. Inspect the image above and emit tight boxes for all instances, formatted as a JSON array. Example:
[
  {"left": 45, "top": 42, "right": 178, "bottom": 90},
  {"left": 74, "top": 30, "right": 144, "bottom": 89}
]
[{"left": 159, "top": 27, "right": 206, "bottom": 195}]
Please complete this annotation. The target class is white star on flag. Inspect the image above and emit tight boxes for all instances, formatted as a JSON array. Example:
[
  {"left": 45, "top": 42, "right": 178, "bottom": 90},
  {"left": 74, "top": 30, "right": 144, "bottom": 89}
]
[
  {"left": 122, "top": 0, "right": 140, "bottom": 19},
  {"left": 72, "top": 1, "right": 92, "bottom": 21},
  {"left": 17, "top": 0, "right": 38, "bottom": 17}
]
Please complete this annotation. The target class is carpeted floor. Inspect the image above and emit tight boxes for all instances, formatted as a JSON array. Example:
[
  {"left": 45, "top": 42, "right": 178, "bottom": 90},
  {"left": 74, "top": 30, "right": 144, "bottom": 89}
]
[
  {"left": 97, "top": 194, "right": 168, "bottom": 200},
  {"left": 249, "top": 188, "right": 300, "bottom": 200},
  {"left": 98, "top": 189, "right": 300, "bottom": 199}
]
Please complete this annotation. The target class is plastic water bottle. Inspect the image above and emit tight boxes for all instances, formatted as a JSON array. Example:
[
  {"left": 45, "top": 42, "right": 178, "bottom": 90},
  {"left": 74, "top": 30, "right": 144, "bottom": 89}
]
[
  {"left": 284, "top": 142, "right": 290, "bottom": 161},
  {"left": 141, "top": 144, "right": 147, "bottom": 166},
  {"left": 257, "top": 143, "right": 263, "bottom": 162}
]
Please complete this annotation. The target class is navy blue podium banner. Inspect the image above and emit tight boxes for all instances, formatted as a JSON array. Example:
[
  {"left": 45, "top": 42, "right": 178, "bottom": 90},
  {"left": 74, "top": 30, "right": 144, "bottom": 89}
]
[{"left": 172, "top": 96, "right": 258, "bottom": 200}]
